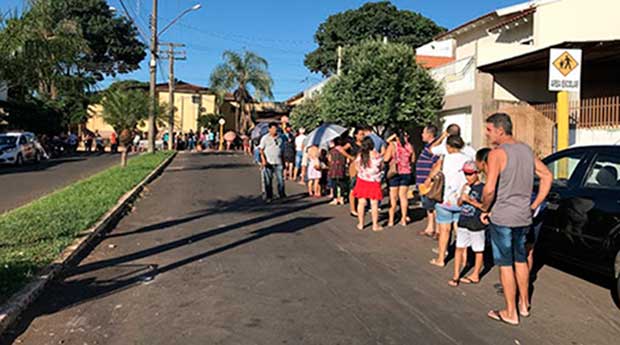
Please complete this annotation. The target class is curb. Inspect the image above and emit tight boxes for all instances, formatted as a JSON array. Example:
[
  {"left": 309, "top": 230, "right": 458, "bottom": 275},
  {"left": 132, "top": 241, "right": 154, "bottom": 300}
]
[{"left": 0, "top": 152, "right": 177, "bottom": 336}]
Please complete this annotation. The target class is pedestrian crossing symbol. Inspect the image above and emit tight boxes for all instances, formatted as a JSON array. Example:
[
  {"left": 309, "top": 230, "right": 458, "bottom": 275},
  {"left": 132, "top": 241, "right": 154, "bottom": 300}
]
[{"left": 553, "top": 51, "right": 578, "bottom": 77}]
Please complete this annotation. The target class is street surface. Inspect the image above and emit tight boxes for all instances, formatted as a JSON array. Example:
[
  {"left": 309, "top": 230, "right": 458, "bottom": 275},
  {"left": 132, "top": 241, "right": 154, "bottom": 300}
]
[
  {"left": 2, "top": 153, "right": 619, "bottom": 345},
  {"left": 0, "top": 154, "right": 129, "bottom": 214}
]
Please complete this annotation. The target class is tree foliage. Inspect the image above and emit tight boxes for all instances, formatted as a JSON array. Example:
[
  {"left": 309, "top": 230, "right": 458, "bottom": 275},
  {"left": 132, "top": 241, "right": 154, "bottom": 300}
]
[
  {"left": 305, "top": 2, "right": 445, "bottom": 76},
  {"left": 197, "top": 113, "right": 221, "bottom": 131},
  {"left": 289, "top": 97, "right": 323, "bottom": 132},
  {"left": 0, "top": 0, "right": 145, "bottom": 131},
  {"left": 320, "top": 41, "right": 444, "bottom": 134},
  {"left": 210, "top": 50, "right": 274, "bottom": 133}
]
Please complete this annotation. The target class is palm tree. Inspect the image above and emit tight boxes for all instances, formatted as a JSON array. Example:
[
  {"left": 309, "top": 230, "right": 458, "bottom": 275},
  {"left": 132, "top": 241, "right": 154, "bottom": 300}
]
[
  {"left": 210, "top": 50, "right": 274, "bottom": 133},
  {"left": 102, "top": 88, "right": 166, "bottom": 166}
]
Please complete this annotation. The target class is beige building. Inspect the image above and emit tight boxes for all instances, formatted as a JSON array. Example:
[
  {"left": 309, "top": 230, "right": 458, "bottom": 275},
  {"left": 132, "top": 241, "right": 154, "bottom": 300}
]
[
  {"left": 417, "top": 0, "right": 620, "bottom": 148},
  {"left": 86, "top": 81, "right": 237, "bottom": 138}
]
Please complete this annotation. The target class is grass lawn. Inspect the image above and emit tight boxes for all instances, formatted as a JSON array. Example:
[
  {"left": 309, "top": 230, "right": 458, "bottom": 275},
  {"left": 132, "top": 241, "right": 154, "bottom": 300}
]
[{"left": 0, "top": 151, "right": 173, "bottom": 303}]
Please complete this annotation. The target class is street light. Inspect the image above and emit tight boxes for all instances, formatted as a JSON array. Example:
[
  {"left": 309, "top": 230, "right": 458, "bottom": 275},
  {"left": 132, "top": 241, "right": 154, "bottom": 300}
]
[
  {"left": 159, "top": 3, "right": 202, "bottom": 36},
  {"left": 147, "top": 2, "right": 202, "bottom": 153}
]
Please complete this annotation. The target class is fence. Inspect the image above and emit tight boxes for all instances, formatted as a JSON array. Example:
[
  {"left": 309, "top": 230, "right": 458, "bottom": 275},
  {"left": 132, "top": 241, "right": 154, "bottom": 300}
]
[{"left": 532, "top": 95, "right": 620, "bottom": 129}]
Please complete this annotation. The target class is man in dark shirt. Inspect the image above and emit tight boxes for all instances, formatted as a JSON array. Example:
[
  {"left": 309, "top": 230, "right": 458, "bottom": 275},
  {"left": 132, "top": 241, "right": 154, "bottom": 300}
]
[{"left": 416, "top": 125, "right": 439, "bottom": 237}]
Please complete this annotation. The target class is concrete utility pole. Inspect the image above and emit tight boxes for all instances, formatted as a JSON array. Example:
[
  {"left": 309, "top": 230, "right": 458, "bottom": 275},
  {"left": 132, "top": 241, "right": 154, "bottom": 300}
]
[
  {"left": 159, "top": 43, "right": 187, "bottom": 151},
  {"left": 147, "top": 0, "right": 158, "bottom": 153},
  {"left": 337, "top": 46, "right": 343, "bottom": 76}
]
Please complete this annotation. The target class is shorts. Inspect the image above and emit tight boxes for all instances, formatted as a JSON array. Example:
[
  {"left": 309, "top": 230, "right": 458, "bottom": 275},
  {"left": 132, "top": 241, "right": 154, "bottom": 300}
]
[
  {"left": 388, "top": 173, "right": 411, "bottom": 187},
  {"left": 456, "top": 227, "right": 486, "bottom": 252},
  {"left": 295, "top": 151, "right": 303, "bottom": 168},
  {"left": 490, "top": 224, "right": 528, "bottom": 267},
  {"left": 421, "top": 196, "right": 436, "bottom": 212},
  {"left": 435, "top": 204, "right": 460, "bottom": 224}
]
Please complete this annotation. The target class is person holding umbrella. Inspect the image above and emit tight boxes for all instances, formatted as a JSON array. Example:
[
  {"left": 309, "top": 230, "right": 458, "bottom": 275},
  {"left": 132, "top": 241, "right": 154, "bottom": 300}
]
[{"left": 259, "top": 122, "right": 286, "bottom": 202}]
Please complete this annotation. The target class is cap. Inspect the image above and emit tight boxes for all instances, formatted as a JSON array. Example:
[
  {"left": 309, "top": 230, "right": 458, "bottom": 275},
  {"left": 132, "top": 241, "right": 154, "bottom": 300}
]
[{"left": 462, "top": 160, "right": 478, "bottom": 174}]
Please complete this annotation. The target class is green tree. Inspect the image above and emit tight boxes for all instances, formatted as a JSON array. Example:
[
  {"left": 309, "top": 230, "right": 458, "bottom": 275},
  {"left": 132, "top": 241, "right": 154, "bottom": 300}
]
[
  {"left": 320, "top": 41, "right": 444, "bottom": 135},
  {"left": 305, "top": 2, "right": 445, "bottom": 76},
  {"left": 289, "top": 96, "right": 323, "bottom": 132},
  {"left": 0, "top": 0, "right": 145, "bottom": 130},
  {"left": 197, "top": 113, "right": 221, "bottom": 131},
  {"left": 210, "top": 50, "right": 274, "bottom": 133}
]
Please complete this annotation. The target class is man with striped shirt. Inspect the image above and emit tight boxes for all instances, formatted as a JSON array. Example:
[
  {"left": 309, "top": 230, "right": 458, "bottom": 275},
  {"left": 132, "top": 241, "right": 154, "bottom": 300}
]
[{"left": 416, "top": 125, "right": 440, "bottom": 237}]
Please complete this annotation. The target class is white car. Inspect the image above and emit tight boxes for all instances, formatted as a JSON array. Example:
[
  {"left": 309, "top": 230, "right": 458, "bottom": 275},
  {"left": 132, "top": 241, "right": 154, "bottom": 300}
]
[{"left": 0, "top": 132, "right": 45, "bottom": 165}]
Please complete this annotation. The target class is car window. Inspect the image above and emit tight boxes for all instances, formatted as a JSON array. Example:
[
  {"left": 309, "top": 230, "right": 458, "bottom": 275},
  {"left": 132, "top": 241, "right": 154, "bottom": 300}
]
[
  {"left": 25, "top": 134, "right": 35, "bottom": 143},
  {"left": 545, "top": 152, "right": 585, "bottom": 188},
  {"left": 19, "top": 136, "right": 27, "bottom": 145},
  {"left": 584, "top": 154, "right": 620, "bottom": 190}
]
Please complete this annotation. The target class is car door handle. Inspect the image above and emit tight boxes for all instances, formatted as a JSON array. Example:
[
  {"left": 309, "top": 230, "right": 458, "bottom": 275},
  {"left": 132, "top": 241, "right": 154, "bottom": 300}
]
[{"left": 547, "top": 192, "right": 561, "bottom": 202}]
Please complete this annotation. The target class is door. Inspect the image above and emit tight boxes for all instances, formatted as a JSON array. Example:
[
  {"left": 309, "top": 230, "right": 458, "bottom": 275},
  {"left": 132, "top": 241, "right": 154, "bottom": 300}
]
[
  {"left": 18, "top": 135, "right": 33, "bottom": 160},
  {"left": 567, "top": 152, "right": 620, "bottom": 275},
  {"left": 539, "top": 149, "right": 591, "bottom": 261}
]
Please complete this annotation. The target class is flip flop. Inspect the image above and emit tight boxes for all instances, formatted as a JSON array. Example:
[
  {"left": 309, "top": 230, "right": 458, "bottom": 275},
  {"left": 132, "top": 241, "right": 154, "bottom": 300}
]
[
  {"left": 372, "top": 227, "right": 384, "bottom": 232},
  {"left": 350, "top": 212, "right": 358, "bottom": 217},
  {"left": 417, "top": 230, "right": 434, "bottom": 238},
  {"left": 356, "top": 224, "right": 364, "bottom": 231},
  {"left": 487, "top": 310, "right": 519, "bottom": 326},
  {"left": 429, "top": 259, "right": 445, "bottom": 267},
  {"left": 460, "top": 277, "right": 480, "bottom": 284},
  {"left": 448, "top": 279, "right": 459, "bottom": 287},
  {"left": 519, "top": 305, "right": 531, "bottom": 318}
]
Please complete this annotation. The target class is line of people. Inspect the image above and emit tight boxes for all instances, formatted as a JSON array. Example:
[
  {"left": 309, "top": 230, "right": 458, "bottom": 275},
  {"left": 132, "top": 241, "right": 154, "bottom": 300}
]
[{"left": 258, "top": 112, "right": 554, "bottom": 327}]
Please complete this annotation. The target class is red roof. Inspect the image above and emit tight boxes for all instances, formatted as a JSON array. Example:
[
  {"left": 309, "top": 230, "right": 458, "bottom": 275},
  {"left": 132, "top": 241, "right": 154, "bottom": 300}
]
[{"left": 416, "top": 55, "right": 455, "bottom": 69}]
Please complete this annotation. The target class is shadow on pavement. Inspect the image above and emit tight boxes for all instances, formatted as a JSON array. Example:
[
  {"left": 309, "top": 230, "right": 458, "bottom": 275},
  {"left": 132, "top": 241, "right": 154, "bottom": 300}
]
[
  {"left": 105, "top": 193, "right": 310, "bottom": 239},
  {"left": 0, "top": 157, "right": 87, "bottom": 176},
  {"left": 0, "top": 216, "right": 329, "bottom": 345},
  {"left": 166, "top": 163, "right": 255, "bottom": 172}
]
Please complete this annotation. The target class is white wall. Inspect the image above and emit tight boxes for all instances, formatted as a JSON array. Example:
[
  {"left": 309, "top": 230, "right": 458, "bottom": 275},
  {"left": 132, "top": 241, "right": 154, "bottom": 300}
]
[
  {"left": 535, "top": 0, "right": 620, "bottom": 47},
  {"left": 416, "top": 39, "right": 454, "bottom": 57},
  {"left": 575, "top": 128, "right": 620, "bottom": 146}
]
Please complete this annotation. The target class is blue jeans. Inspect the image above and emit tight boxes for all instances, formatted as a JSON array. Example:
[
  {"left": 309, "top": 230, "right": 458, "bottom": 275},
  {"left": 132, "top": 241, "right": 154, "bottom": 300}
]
[
  {"left": 263, "top": 164, "right": 285, "bottom": 199},
  {"left": 490, "top": 224, "right": 528, "bottom": 266}
]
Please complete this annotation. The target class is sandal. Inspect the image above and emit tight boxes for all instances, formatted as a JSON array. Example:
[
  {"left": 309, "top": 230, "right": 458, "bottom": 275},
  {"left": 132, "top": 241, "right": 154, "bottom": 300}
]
[
  {"left": 350, "top": 212, "right": 358, "bottom": 217},
  {"left": 460, "top": 277, "right": 480, "bottom": 284},
  {"left": 519, "top": 304, "right": 531, "bottom": 318},
  {"left": 372, "top": 226, "right": 384, "bottom": 232},
  {"left": 356, "top": 224, "right": 364, "bottom": 231},
  {"left": 417, "top": 230, "right": 434, "bottom": 238},
  {"left": 429, "top": 258, "right": 445, "bottom": 267},
  {"left": 448, "top": 279, "right": 459, "bottom": 287},
  {"left": 487, "top": 310, "right": 519, "bottom": 326}
]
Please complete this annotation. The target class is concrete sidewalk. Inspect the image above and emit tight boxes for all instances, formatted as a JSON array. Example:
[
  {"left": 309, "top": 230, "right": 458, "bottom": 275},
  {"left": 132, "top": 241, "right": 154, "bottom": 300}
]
[{"left": 2, "top": 152, "right": 618, "bottom": 345}]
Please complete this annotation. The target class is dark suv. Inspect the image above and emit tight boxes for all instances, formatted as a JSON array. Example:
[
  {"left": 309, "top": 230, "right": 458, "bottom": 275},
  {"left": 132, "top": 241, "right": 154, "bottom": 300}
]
[{"left": 538, "top": 145, "right": 620, "bottom": 303}]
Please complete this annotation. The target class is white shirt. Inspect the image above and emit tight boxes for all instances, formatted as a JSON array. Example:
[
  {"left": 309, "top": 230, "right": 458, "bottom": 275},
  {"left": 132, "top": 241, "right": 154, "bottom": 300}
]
[
  {"left": 295, "top": 134, "right": 307, "bottom": 151},
  {"left": 441, "top": 152, "right": 471, "bottom": 208},
  {"left": 431, "top": 139, "right": 476, "bottom": 160}
]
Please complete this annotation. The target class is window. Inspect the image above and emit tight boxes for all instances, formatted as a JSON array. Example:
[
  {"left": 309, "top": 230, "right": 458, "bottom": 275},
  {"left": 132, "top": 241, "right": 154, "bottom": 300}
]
[
  {"left": 584, "top": 155, "right": 620, "bottom": 190},
  {"left": 18, "top": 136, "right": 27, "bottom": 145},
  {"left": 545, "top": 153, "right": 584, "bottom": 187}
]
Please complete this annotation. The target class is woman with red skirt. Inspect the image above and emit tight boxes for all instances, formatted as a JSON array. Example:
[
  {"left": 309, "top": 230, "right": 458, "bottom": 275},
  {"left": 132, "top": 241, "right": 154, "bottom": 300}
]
[{"left": 353, "top": 136, "right": 384, "bottom": 231}]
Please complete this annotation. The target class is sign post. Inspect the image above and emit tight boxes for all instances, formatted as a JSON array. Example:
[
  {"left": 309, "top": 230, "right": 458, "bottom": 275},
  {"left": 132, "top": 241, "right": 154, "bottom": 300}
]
[
  {"left": 218, "top": 118, "right": 226, "bottom": 151},
  {"left": 548, "top": 48, "right": 582, "bottom": 153}
]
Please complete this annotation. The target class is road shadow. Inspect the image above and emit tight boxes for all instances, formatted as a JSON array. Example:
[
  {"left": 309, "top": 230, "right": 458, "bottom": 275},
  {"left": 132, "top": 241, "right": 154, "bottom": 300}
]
[
  {"left": 0, "top": 157, "right": 87, "bottom": 176},
  {"left": 105, "top": 192, "right": 312, "bottom": 240},
  {"left": 166, "top": 162, "right": 255, "bottom": 173},
  {"left": 0, "top": 216, "right": 330, "bottom": 345}
]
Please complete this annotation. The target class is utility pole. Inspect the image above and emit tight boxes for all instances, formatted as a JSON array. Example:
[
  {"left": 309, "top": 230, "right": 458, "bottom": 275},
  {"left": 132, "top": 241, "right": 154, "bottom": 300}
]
[
  {"left": 337, "top": 46, "right": 343, "bottom": 76},
  {"left": 147, "top": 0, "right": 158, "bottom": 153},
  {"left": 159, "top": 43, "right": 186, "bottom": 151}
]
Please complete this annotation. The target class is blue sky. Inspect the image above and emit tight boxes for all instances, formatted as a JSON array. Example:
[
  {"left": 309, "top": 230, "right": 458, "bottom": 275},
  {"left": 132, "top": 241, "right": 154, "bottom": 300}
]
[{"left": 2, "top": 0, "right": 523, "bottom": 100}]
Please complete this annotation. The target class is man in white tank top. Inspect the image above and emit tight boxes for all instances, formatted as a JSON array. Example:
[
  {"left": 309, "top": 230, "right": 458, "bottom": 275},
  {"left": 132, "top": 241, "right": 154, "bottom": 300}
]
[{"left": 481, "top": 113, "right": 553, "bottom": 326}]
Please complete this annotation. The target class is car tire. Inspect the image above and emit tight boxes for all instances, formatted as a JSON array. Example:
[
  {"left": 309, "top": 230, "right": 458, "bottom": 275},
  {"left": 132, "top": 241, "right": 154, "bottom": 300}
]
[{"left": 15, "top": 154, "right": 23, "bottom": 166}]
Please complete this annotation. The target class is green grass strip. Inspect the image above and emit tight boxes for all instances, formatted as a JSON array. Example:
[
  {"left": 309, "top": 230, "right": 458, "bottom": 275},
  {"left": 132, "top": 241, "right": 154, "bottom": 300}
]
[{"left": 0, "top": 151, "right": 173, "bottom": 303}]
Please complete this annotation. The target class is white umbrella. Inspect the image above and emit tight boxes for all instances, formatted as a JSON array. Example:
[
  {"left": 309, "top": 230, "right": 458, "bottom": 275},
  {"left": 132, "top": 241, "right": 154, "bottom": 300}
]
[{"left": 303, "top": 124, "right": 347, "bottom": 149}]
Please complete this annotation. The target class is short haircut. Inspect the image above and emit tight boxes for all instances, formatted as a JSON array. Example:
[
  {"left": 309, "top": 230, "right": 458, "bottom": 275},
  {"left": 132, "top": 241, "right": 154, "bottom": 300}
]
[
  {"left": 486, "top": 113, "right": 513, "bottom": 135},
  {"left": 425, "top": 124, "right": 439, "bottom": 137},
  {"left": 446, "top": 134, "right": 464, "bottom": 149},
  {"left": 358, "top": 125, "right": 372, "bottom": 132},
  {"left": 446, "top": 124, "right": 461, "bottom": 136},
  {"left": 268, "top": 122, "right": 278, "bottom": 129},
  {"left": 476, "top": 147, "right": 491, "bottom": 163}
]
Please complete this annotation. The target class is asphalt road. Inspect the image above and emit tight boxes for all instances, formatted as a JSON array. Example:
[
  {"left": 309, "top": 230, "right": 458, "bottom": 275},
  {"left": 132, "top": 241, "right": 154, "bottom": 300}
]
[
  {"left": 2, "top": 153, "right": 619, "bottom": 345},
  {"left": 0, "top": 153, "right": 128, "bottom": 214}
]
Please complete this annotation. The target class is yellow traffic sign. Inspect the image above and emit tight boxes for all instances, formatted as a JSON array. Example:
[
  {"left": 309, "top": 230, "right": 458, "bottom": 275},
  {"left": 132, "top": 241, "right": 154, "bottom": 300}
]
[{"left": 553, "top": 51, "right": 578, "bottom": 77}]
